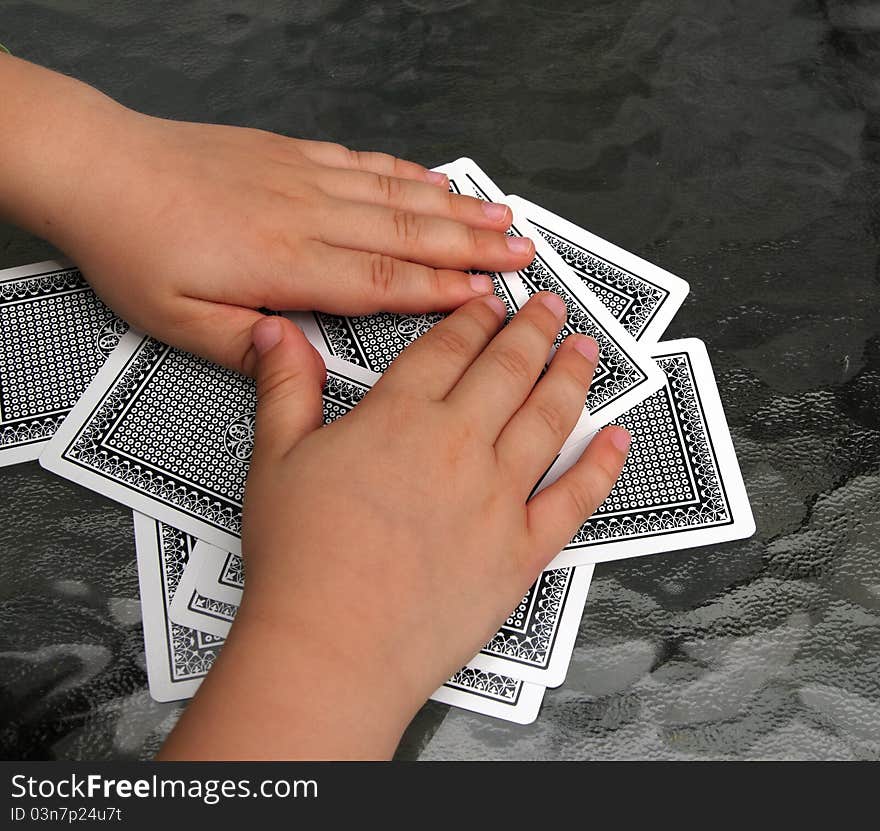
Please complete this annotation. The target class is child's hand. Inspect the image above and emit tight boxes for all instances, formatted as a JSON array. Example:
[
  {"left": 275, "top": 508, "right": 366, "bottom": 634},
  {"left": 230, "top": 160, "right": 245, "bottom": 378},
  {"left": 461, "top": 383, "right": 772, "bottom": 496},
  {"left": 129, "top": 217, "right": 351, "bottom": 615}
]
[
  {"left": 0, "top": 54, "right": 534, "bottom": 374},
  {"left": 160, "top": 295, "right": 629, "bottom": 759},
  {"left": 67, "top": 115, "right": 534, "bottom": 374}
]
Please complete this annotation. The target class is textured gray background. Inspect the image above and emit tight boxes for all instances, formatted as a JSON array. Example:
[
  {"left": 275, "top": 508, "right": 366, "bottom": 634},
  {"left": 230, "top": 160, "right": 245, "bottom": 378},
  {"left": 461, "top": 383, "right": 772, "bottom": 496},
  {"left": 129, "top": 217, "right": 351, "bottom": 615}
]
[{"left": 1, "top": 0, "right": 879, "bottom": 760}]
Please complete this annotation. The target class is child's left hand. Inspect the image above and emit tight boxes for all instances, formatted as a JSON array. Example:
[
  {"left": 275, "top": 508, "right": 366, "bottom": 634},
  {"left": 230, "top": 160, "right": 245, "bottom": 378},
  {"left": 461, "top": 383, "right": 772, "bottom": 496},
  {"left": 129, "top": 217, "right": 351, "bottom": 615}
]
[{"left": 0, "top": 54, "right": 534, "bottom": 373}]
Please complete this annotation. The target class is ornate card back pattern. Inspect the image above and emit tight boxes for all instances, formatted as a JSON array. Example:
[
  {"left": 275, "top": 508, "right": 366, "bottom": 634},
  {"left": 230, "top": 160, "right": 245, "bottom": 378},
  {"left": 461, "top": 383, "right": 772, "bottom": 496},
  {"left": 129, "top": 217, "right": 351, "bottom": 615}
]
[{"left": 0, "top": 265, "right": 126, "bottom": 458}]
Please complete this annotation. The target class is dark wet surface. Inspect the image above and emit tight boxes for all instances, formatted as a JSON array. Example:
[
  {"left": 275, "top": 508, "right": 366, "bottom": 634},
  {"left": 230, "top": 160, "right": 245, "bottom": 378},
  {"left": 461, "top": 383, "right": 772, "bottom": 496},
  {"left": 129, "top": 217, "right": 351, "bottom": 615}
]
[{"left": 2, "top": 0, "right": 879, "bottom": 759}]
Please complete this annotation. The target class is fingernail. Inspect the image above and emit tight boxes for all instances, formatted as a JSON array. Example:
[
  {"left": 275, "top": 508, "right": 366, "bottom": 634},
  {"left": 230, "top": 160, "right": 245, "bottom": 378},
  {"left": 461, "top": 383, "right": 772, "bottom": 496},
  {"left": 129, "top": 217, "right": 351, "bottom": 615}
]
[
  {"left": 252, "top": 316, "right": 283, "bottom": 356},
  {"left": 483, "top": 294, "right": 507, "bottom": 319},
  {"left": 469, "top": 273, "right": 493, "bottom": 294},
  {"left": 482, "top": 202, "right": 509, "bottom": 222},
  {"left": 610, "top": 427, "right": 631, "bottom": 453},
  {"left": 539, "top": 293, "right": 567, "bottom": 321},
  {"left": 506, "top": 235, "right": 533, "bottom": 254},
  {"left": 426, "top": 170, "right": 448, "bottom": 187},
  {"left": 572, "top": 335, "right": 599, "bottom": 362}
]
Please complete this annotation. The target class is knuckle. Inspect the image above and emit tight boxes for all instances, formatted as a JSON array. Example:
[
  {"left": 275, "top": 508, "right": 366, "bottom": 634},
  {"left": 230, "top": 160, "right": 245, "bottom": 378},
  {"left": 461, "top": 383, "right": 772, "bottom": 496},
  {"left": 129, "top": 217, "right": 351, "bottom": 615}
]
[
  {"left": 257, "top": 367, "right": 298, "bottom": 404},
  {"left": 464, "top": 224, "right": 480, "bottom": 253},
  {"left": 432, "top": 326, "right": 473, "bottom": 361},
  {"left": 374, "top": 173, "right": 400, "bottom": 203},
  {"left": 389, "top": 154, "right": 408, "bottom": 176},
  {"left": 558, "top": 361, "right": 591, "bottom": 397},
  {"left": 532, "top": 400, "right": 568, "bottom": 442},
  {"left": 520, "top": 315, "right": 550, "bottom": 346},
  {"left": 267, "top": 130, "right": 299, "bottom": 151},
  {"left": 424, "top": 266, "right": 443, "bottom": 296},
  {"left": 595, "top": 456, "right": 624, "bottom": 492},
  {"left": 392, "top": 209, "right": 422, "bottom": 245},
  {"left": 445, "top": 190, "right": 463, "bottom": 217},
  {"left": 490, "top": 345, "right": 533, "bottom": 385},
  {"left": 563, "top": 481, "right": 599, "bottom": 522},
  {"left": 470, "top": 298, "right": 505, "bottom": 334},
  {"left": 346, "top": 147, "right": 365, "bottom": 168},
  {"left": 365, "top": 150, "right": 397, "bottom": 173},
  {"left": 368, "top": 253, "right": 398, "bottom": 296}
]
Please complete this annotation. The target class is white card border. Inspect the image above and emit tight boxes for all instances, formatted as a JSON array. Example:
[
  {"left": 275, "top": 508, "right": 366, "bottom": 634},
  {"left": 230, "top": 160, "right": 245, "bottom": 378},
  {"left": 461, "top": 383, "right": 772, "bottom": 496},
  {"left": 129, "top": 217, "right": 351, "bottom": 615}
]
[
  {"left": 506, "top": 195, "right": 690, "bottom": 344},
  {"left": 167, "top": 548, "right": 236, "bottom": 639},
  {"left": 193, "top": 540, "right": 243, "bottom": 605},
  {"left": 0, "top": 258, "right": 101, "bottom": 466},
  {"left": 467, "top": 565, "right": 594, "bottom": 688},
  {"left": 40, "top": 332, "right": 380, "bottom": 555},
  {"left": 133, "top": 511, "right": 210, "bottom": 702},
  {"left": 431, "top": 676, "right": 544, "bottom": 725},
  {"left": 437, "top": 158, "right": 665, "bottom": 442},
  {"left": 543, "top": 337, "right": 755, "bottom": 568}
]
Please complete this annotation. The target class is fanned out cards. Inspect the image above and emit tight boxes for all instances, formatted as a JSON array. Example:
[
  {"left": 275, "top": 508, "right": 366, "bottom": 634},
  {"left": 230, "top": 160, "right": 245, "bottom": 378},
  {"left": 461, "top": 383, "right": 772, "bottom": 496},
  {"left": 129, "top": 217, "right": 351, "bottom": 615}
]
[{"left": 0, "top": 158, "right": 753, "bottom": 725}]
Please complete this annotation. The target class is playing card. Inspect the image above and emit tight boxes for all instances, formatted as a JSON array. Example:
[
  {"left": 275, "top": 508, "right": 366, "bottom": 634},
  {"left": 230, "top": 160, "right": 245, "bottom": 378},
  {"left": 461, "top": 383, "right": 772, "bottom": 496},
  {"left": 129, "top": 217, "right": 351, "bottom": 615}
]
[
  {"left": 538, "top": 338, "right": 756, "bottom": 568},
  {"left": 193, "top": 540, "right": 243, "bottom": 605},
  {"left": 291, "top": 272, "right": 523, "bottom": 375},
  {"left": 132, "top": 511, "right": 225, "bottom": 702},
  {"left": 157, "top": 519, "right": 543, "bottom": 723},
  {"left": 290, "top": 161, "right": 526, "bottom": 374},
  {"left": 40, "top": 333, "right": 378, "bottom": 554},
  {"left": 434, "top": 158, "right": 665, "bottom": 440},
  {"left": 430, "top": 669, "right": 544, "bottom": 725},
  {"left": 294, "top": 159, "right": 663, "bottom": 444},
  {"left": 467, "top": 565, "right": 594, "bottom": 688},
  {"left": 167, "top": 543, "right": 236, "bottom": 638},
  {"left": 0, "top": 260, "right": 127, "bottom": 466},
  {"left": 506, "top": 196, "right": 690, "bottom": 343}
]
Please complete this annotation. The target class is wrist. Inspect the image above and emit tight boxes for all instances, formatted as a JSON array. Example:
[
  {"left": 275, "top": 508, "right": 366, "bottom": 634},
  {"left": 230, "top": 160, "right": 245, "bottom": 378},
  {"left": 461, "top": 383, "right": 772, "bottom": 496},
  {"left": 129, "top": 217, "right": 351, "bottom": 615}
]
[
  {"left": 239, "top": 594, "right": 419, "bottom": 742},
  {"left": 0, "top": 54, "right": 131, "bottom": 249},
  {"left": 163, "top": 594, "right": 418, "bottom": 760}
]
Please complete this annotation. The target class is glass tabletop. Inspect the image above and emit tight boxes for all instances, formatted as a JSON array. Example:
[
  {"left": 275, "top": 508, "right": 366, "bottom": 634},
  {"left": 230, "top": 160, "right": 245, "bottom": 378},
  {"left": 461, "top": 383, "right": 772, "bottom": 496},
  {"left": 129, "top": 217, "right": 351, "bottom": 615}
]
[{"left": 1, "top": 0, "right": 878, "bottom": 760}]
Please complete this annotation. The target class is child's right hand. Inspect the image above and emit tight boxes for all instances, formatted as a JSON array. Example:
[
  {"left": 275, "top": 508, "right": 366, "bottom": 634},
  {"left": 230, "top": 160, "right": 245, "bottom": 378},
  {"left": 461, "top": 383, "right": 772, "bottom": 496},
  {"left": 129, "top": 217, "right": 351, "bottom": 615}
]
[{"left": 159, "top": 294, "right": 630, "bottom": 760}]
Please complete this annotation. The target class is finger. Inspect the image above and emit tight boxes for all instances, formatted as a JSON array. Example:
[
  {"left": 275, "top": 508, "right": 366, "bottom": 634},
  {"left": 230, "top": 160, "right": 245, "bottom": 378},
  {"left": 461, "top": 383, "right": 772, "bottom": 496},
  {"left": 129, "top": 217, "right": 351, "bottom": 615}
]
[
  {"left": 445, "top": 293, "right": 567, "bottom": 441},
  {"left": 282, "top": 241, "right": 496, "bottom": 314},
  {"left": 250, "top": 316, "right": 326, "bottom": 461},
  {"left": 293, "top": 140, "right": 447, "bottom": 188},
  {"left": 496, "top": 334, "right": 600, "bottom": 492},
  {"left": 312, "top": 167, "right": 512, "bottom": 230},
  {"left": 156, "top": 296, "right": 265, "bottom": 376},
  {"left": 375, "top": 294, "right": 507, "bottom": 399},
  {"left": 525, "top": 426, "right": 631, "bottom": 573},
  {"left": 314, "top": 198, "right": 534, "bottom": 271}
]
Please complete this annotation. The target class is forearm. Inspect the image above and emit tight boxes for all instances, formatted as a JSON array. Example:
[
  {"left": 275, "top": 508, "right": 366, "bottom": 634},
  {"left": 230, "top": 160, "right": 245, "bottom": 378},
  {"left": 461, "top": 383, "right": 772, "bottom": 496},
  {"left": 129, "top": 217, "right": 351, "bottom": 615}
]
[{"left": 0, "top": 53, "right": 127, "bottom": 248}]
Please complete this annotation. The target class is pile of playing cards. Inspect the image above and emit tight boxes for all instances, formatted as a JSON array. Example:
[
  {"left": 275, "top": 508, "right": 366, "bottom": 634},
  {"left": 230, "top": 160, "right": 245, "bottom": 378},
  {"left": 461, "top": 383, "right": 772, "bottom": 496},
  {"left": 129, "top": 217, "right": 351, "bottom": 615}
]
[{"left": 0, "top": 158, "right": 754, "bottom": 725}]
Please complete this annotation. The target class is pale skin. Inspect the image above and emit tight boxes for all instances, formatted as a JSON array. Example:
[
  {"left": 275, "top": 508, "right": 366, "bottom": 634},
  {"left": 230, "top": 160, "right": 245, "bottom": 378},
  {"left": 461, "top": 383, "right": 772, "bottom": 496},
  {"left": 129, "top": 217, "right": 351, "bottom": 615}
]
[
  {"left": 0, "top": 54, "right": 630, "bottom": 759},
  {"left": 0, "top": 53, "right": 534, "bottom": 373}
]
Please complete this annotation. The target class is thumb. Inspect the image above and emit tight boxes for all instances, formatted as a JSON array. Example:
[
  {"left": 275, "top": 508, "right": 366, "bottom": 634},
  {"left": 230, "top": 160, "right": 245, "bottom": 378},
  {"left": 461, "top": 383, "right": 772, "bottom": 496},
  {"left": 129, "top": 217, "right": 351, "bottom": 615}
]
[{"left": 251, "top": 316, "right": 326, "bottom": 459}]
